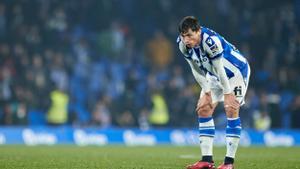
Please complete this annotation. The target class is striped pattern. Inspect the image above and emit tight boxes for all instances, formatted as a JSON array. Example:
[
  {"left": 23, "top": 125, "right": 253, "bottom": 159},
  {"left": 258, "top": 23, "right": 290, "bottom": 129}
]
[
  {"left": 226, "top": 117, "right": 242, "bottom": 138},
  {"left": 198, "top": 117, "right": 215, "bottom": 137},
  {"left": 189, "top": 26, "right": 249, "bottom": 80}
]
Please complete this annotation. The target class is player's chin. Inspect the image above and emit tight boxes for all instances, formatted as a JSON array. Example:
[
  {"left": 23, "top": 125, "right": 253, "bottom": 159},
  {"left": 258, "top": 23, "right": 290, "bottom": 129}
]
[{"left": 186, "top": 44, "right": 193, "bottom": 48}]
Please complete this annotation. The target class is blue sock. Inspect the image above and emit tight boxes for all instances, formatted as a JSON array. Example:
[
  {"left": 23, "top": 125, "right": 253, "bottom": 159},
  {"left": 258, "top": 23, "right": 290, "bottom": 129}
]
[
  {"left": 199, "top": 117, "right": 215, "bottom": 137},
  {"left": 226, "top": 117, "right": 241, "bottom": 138}
]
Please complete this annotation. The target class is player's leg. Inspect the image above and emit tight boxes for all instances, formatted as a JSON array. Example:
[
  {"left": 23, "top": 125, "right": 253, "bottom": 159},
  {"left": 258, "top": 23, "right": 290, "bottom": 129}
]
[
  {"left": 219, "top": 66, "right": 250, "bottom": 169},
  {"left": 223, "top": 108, "right": 241, "bottom": 165},
  {"left": 223, "top": 91, "right": 241, "bottom": 164},
  {"left": 197, "top": 76, "right": 222, "bottom": 163},
  {"left": 186, "top": 91, "right": 218, "bottom": 169},
  {"left": 197, "top": 100, "right": 218, "bottom": 163}
]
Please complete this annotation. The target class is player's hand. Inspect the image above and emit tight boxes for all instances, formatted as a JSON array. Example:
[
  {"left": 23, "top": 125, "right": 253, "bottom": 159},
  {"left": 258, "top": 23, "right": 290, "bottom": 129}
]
[
  {"left": 196, "top": 92, "right": 213, "bottom": 113},
  {"left": 224, "top": 93, "right": 240, "bottom": 112}
]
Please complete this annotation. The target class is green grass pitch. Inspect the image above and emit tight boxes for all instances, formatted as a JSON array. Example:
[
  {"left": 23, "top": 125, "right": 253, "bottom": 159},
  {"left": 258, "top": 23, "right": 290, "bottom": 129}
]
[{"left": 0, "top": 145, "right": 299, "bottom": 169}]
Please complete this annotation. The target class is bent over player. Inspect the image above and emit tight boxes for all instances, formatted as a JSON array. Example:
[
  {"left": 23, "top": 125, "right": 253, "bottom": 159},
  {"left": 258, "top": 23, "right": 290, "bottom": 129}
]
[{"left": 177, "top": 16, "right": 251, "bottom": 169}]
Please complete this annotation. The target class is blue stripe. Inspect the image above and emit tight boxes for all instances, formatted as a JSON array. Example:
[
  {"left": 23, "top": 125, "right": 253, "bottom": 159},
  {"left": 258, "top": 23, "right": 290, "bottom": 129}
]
[
  {"left": 199, "top": 129, "right": 215, "bottom": 135},
  {"left": 199, "top": 134, "right": 214, "bottom": 137},
  {"left": 226, "top": 127, "right": 241, "bottom": 135},
  {"left": 198, "top": 117, "right": 213, "bottom": 123},
  {"left": 225, "top": 67, "right": 235, "bottom": 79},
  {"left": 226, "top": 135, "right": 240, "bottom": 138},
  {"left": 201, "top": 27, "right": 216, "bottom": 36},
  {"left": 241, "top": 63, "right": 249, "bottom": 79},
  {"left": 223, "top": 52, "right": 248, "bottom": 79},
  {"left": 194, "top": 47, "right": 201, "bottom": 57},
  {"left": 210, "top": 52, "right": 223, "bottom": 60},
  {"left": 200, "top": 27, "right": 204, "bottom": 52},
  {"left": 201, "top": 26, "right": 249, "bottom": 79},
  {"left": 227, "top": 118, "right": 241, "bottom": 128}
]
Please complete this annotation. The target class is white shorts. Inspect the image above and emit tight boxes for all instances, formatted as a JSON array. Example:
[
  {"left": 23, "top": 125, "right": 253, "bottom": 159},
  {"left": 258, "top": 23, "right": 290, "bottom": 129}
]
[{"left": 200, "top": 64, "right": 251, "bottom": 105}]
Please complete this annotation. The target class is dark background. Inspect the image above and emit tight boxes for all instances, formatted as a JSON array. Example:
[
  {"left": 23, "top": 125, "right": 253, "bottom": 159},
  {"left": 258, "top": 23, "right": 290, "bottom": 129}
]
[{"left": 0, "top": 0, "right": 299, "bottom": 129}]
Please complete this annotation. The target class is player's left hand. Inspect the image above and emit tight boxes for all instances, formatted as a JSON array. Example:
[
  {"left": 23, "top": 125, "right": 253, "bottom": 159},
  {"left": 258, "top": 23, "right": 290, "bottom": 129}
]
[
  {"left": 224, "top": 93, "right": 240, "bottom": 114},
  {"left": 196, "top": 92, "right": 213, "bottom": 116}
]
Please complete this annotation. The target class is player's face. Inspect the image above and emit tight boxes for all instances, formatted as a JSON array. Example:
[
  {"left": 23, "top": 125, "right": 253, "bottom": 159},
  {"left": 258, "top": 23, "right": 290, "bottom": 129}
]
[{"left": 180, "top": 29, "right": 201, "bottom": 48}]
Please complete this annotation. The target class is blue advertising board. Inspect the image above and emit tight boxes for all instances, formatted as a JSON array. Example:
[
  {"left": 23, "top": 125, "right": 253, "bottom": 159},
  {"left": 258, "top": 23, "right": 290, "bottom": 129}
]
[{"left": 0, "top": 127, "right": 299, "bottom": 146}]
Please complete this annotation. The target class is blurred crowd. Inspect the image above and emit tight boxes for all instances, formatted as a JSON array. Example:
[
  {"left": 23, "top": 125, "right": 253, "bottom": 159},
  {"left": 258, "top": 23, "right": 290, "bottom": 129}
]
[{"left": 0, "top": 0, "right": 300, "bottom": 129}]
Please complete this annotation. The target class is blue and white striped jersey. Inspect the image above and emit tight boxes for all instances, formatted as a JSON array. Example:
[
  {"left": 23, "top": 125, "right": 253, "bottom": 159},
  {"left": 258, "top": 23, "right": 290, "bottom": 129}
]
[{"left": 177, "top": 26, "right": 249, "bottom": 81}]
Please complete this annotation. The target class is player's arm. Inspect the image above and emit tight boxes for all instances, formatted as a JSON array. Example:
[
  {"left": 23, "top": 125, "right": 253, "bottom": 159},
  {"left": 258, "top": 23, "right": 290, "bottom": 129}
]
[
  {"left": 204, "top": 36, "right": 231, "bottom": 94},
  {"left": 211, "top": 58, "right": 231, "bottom": 94},
  {"left": 204, "top": 36, "right": 239, "bottom": 112},
  {"left": 178, "top": 36, "right": 213, "bottom": 112}
]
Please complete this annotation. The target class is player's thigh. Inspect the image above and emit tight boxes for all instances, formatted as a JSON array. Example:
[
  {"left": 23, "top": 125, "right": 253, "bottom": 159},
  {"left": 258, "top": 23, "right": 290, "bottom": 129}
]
[
  {"left": 200, "top": 83, "right": 223, "bottom": 104},
  {"left": 199, "top": 91, "right": 218, "bottom": 116}
]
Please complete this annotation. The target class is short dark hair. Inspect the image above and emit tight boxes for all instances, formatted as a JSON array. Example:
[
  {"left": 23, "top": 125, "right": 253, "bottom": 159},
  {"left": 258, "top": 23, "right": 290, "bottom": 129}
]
[{"left": 178, "top": 16, "right": 200, "bottom": 34}]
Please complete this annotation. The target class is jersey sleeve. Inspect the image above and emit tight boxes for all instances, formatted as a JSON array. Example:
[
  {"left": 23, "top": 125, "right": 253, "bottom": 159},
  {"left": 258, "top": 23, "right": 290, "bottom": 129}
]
[
  {"left": 203, "top": 35, "right": 224, "bottom": 60},
  {"left": 203, "top": 35, "right": 231, "bottom": 94},
  {"left": 211, "top": 58, "right": 232, "bottom": 94}
]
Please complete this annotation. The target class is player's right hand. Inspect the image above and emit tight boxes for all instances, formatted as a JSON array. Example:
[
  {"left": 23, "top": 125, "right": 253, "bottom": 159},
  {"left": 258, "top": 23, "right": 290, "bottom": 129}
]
[
  {"left": 224, "top": 93, "right": 240, "bottom": 115},
  {"left": 196, "top": 92, "right": 213, "bottom": 115}
]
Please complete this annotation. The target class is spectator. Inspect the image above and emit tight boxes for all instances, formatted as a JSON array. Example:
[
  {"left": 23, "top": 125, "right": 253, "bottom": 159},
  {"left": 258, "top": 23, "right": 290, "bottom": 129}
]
[
  {"left": 253, "top": 110, "right": 271, "bottom": 131},
  {"left": 46, "top": 87, "right": 69, "bottom": 126},
  {"left": 92, "top": 95, "right": 112, "bottom": 128},
  {"left": 0, "top": 0, "right": 298, "bottom": 128},
  {"left": 145, "top": 30, "right": 173, "bottom": 70}
]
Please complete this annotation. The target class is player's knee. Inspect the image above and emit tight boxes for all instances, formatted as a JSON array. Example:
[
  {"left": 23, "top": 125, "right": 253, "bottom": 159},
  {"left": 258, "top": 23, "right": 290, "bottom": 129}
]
[
  {"left": 225, "top": 107, "right": 240, "bottom": 118},
  {"left": 197, "top": 105, "right": 213, "bottom": 117}
]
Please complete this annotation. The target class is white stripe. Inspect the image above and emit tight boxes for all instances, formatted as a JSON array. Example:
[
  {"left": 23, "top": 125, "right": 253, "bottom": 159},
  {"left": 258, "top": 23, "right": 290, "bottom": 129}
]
[
  {"left": 226, "top": 126, "right": 242, "bottom": 129},
  {"left": 199, "top": 127, "right": 215, "bottom": 130},
  {"left": 227, "top": 117, "right": 240, "bottom": 120},
  {"left": 199, "top": 119, "right": 214, "bottom": 128},
  {"left": 230, "top": 50, "right": 247, "bottom": 63},
  {"left": 223, "top": 57, "right": 241, "bottom": 73}
]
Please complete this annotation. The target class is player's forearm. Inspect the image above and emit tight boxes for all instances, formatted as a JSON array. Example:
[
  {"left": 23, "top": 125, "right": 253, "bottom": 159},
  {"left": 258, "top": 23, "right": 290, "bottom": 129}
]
[{"left": 212, "top": 57, "right": 231, "bottom": 94}]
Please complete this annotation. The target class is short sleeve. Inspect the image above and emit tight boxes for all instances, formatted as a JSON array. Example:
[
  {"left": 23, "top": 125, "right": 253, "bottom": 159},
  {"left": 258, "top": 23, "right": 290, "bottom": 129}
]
[{"left": 203, "top": 35, "right": 224, "bottom": 60}]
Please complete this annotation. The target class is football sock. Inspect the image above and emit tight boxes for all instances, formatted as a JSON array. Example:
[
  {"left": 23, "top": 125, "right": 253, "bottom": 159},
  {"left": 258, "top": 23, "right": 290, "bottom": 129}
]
[
  {"left": 225, "top": 117, "right": 241, "bottom": 164},
  {"left": 198, "top": 117, "right": 215, "bottom": 162},
  {"left": 202, "top": 155, "right": 213, "bottom": 163},
  {"left": 224, "top": 156, "right": 234, "bottom": 164}
]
